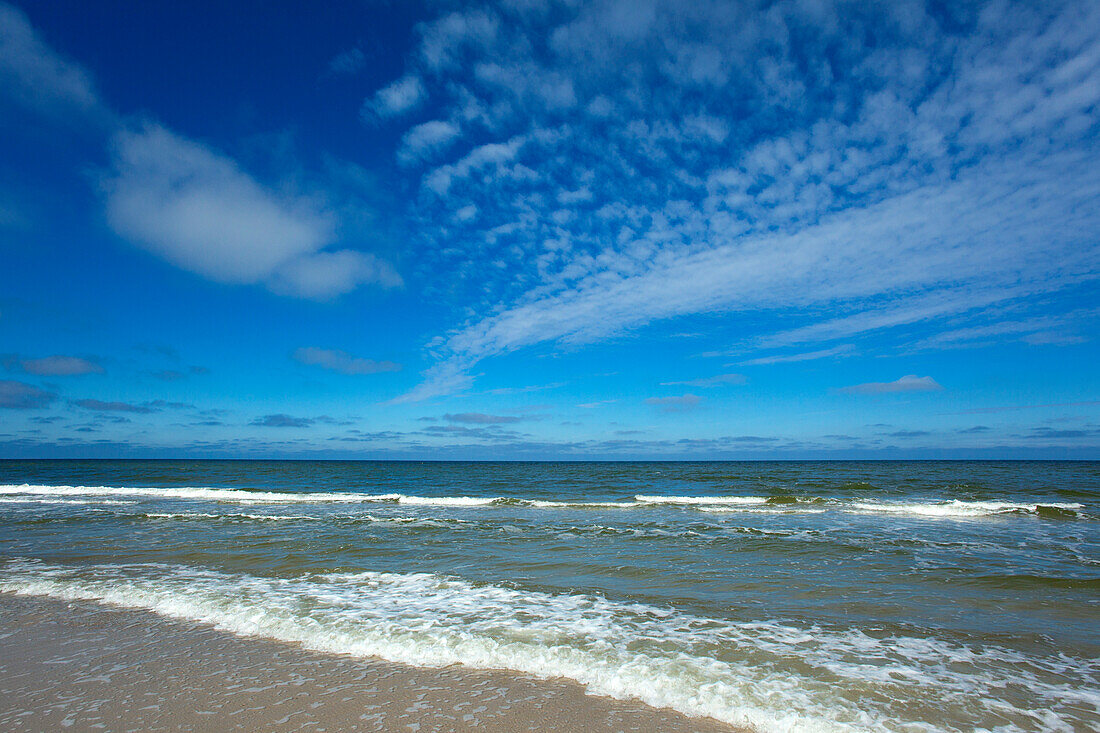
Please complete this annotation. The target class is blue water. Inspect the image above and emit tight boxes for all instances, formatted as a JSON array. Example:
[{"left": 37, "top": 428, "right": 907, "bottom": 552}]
[{"left": 1, "top": 460, "right": 1097, "bottom": 731}]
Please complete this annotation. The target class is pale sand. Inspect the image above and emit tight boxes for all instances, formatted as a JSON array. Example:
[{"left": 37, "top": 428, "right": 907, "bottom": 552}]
[{"left": 0, "top": 593, "right": 744, "bottom": 732}]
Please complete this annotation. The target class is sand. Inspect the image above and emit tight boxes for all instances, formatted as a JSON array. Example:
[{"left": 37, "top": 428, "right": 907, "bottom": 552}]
[{"left": 0, "top": 593, "right": 743, "bottom": 732}]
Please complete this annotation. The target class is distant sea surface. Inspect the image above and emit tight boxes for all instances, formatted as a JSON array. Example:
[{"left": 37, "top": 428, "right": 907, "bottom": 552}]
[{"left": 1, "top": 460, "right": 1097, "bottom": 732}]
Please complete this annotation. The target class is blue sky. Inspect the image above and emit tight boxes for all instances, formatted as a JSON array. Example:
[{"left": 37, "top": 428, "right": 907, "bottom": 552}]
[{"left": 1, "top": 0, "right": 1097, "bottom": 459}]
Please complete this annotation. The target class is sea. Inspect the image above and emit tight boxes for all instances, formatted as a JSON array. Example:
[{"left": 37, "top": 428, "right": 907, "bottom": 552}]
[{"left": 0, "top": 459, "right": 1097, "bottom": 732}]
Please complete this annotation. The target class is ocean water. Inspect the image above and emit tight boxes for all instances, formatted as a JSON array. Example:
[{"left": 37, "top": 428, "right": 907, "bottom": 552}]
[{"left": 0, "top": 460, "right": 1097, "bottom": 732}]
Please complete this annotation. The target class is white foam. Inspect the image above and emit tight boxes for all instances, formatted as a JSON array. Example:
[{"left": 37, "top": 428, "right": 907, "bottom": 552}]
[
  {"left": 394, "top": 495, "right": 497, "bottom": 506},
  {"left": 0, "top": 485, "right": 1088, "bottom": 520},
  {"left": 0, "top": 483, "right": 392, "bottom": 504},
  {"left": 527, "top": 500, "right": 641, "bottom": 508},
  {"left": 636, "top": 495, "right": 769, "bottom": 505},
  {"left": 1, "top": 560, "right": 1095, "bottom": 733},
  {"left": 850, "top": 500, "right": 1083, "bottom": 518},
  {"left": 0, "top": 497, "right": 136, "bottom": 506},
  {"left": 144, "top": 512, "right": 317, "bottom": 521},
  {"left": 140, "top": 512, "right": 468, "bottom": 528}
]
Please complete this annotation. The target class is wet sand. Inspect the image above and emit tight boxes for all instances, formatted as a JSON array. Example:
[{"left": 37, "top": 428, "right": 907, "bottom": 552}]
[{"left": 0, "top": 593, "right": 742, "bottom": 732}]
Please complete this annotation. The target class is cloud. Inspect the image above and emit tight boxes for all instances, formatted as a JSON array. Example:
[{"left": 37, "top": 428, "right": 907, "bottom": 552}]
[
  {"left": 645, "top": 393, "right": 702, "bottom": 412},
  {"left": 909, "top": 310, "right": 1096, "bottom": 351},
  {"left": 418, "top": 424, "right": 527, "bottom": 442},
  {"left": 3, "top": 354, "right": 103, "bottom": 376},
  {"left": 102, "top": 124, "right": 329, "bottom": 282},
  {"left": 736, "top": 345, "right": 855, "bottom": 366},
  {"left": 945, "top": 400, "right": 1100, "bottom": 415},
  {"left": 364, "top": 75, "right": 425, "bottom": 118},
  {"left": 0, "top": 379, "right": 56, "bottom": 409},
  {"left": 143, "top": 400, "right": 193, "bottom": 410},
  {"left": 1025, "top": 427, "right": 1099, "bottom": 440},
  {"left": 398, "top": 120, "right": 461, "bottom": 164},
  {"left": 660, "top": 373, "right": 745, "bottom": 388},
  {"left": 442, "top": 412, "right": 523, "bottom": 424},
  {"left": 958, "top": 425, "right": 992, "bottom": 434},
  {"left": 0, "top": 3, "right": 109, "bottom": 123},
  {"left": 101, "top": 124, "right": 399, "bottom": 299},
  {"left": 292, "top": 347, "right": 402, "bottom": 375},
  {"left": 841, "top": 375, "right": 943, "bottom": 395},
  {"left": 380, "top": 0, "right": 1100, "bottom": 400},
  {"left": 250, "top": 414, "right": 314, "bottom": 428},
  {"left": 268, "top": 249, "right": 402, "bottom": 299},
  {"left": 72, "top": 398, "right": 155, "bottom": 413},
  {"left": 327, "top": 48, "right": 365, "bottom": 76}
]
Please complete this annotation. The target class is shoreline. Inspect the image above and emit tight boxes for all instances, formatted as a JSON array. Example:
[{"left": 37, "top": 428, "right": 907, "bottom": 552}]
[{"left": 0, "top": 592, "right": 743, "bottom": 733}]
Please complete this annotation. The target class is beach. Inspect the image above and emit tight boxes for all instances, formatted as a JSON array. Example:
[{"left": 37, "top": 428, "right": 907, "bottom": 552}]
[
  {"left": 1, "top": 459, "right": 1098, "bottom": 731},
  {"left": 0, "top": 594, "right": 736, "bottom": 732}
]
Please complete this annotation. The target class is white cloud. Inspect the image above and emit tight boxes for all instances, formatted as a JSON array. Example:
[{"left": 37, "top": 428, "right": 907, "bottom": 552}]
[
  {"left": 365, "top": 75, "right": 425, "bottom": 118},
  {"left": 399, "top": 144, "right": 1100, "bottom": 399},
  {"left": 2, "top": 5, "right": 401, "bottom": 304},
  {"left": 292, "top": 347, "right": 401, "bottom": 375},
  {"left": 840, "top": 375, "right": 943, "bottom": 395},
  {"left": 423, "top": 136, "right": 526, "bottom": 194},
  {"left": 418, "top": 9, "right": 500, "bottom": 71},
  {"left": 660, "top": 373, "right": 746, "bottom": 388},
  {"left": 270, "top": 250, "right": 402, "bottom": 300},
  {"left": 377, "top": 0, "right": 1100, "bottom": 404},
  {"left": 736, "top": 345, "right": 855, "bottom": 366},
  {"left": 645, "top": 393, "right": 702, "bottom": 412},
  {"left": 398, "top": 120, "right": 461, "bottom": 164},
  {"left": 102, "top": 124, "right": 399, "bottom": 299},
  {"left": 0, "top": 2, "right": 108, "bottom": 123},
  {"left": 103, "top": 124, "right": 331, "bottom": 282}
]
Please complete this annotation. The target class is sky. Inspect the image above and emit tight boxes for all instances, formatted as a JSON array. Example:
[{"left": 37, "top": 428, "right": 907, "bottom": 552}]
[{"left": 0, "top": 0, "right": 1098, "bottom": 460}]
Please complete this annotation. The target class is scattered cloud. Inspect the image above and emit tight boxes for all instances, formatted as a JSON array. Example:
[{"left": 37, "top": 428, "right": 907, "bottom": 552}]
[
  {"left": 645, "top": 393, "right": 702, "bottom": 412},
  {"left": 292, "top": 347, "right": 401, "bottom": 375},
  {"left": 398, "top": 120, "right": 461, "bottom": 164},
  {"left": 442, "top": 412, "right": 523, "bottom": 424},
  {"left": 0, "top": 379, "right": 56, "bottom": 409},
  {"left": 384, "top": 0, "right": 1100, "bottom": 400},
  {"left": 841, "top": 375, "right": 943, "bottom": 395},
  {"left": 0, "top": 3, "right": 110, "bottom": 123},
  {"left": 143, "top": 400, "right": 194, "bottom": 410},
  {"left": 250, "top": 414, "right": 314, "bottom": 428},
  {"left": 71, "top": 398, "right": 155, "bottom": 413},
  {"left": 3, "top": 354, "right": 103, "bottom": 376},
  {"left": 364, "top": 74, "right": 425, "bottom": 118},
  {"left": 327, "top": 47, "right": 365, "bottom": 76},
  {"left": 736, "top": 345, "right": 855, "bottom": 367},
  {"left": 577, "top": 399, "right": 616, "bottom": 409},
  {"left": 944, "top": 401, "right": 1100, "bottom": 415},
  {"left": 1021, "top": 426, "right": 1100, "bottom": 440},
  {"left": 660, "top": 373, "right": 745, "bottom": 388}
]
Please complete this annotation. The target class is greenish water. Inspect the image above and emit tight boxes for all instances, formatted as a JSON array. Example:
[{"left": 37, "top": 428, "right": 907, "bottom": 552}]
[{"left": 1, "top": 460, "right": 1097, "bottom": 731}]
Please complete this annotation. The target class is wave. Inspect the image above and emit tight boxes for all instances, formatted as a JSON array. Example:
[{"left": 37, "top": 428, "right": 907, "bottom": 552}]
[
  {"left": 141, "top": 512, "right": 470, "bottom": 528},
  {"left": 0, "top": 485, "right": 1088, "bottom": 519},
  {"left": 849, "top": 500, "right": 1083, "bottom": 518},
  {"left": 635, "top": 495, "right": 768, "bottom": 505},
  {"left": 144, "top": 512, "right": 318, "bottom": 522},
  {"left": 1, "top": 559, "right": 1094, "bottom": 733},
  {"left": 0, "top": 496, "right": 137, "bottom": 505},
  {"left": 0, "top": 483, "right": 393, "bottom": 504}
]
